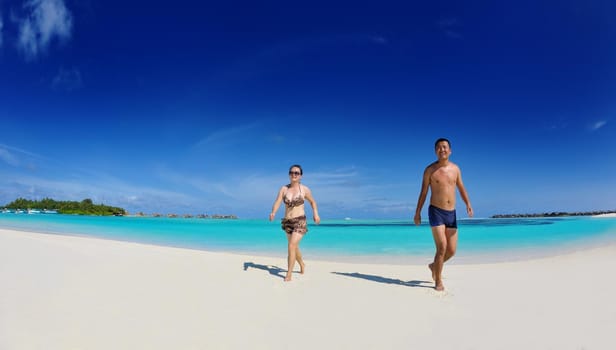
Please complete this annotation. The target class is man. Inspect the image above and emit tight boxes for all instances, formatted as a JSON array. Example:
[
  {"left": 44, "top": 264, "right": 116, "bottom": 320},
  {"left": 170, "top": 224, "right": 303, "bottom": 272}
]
[{"left": 414, "top": 138, "right": 473, "bottom": 291}]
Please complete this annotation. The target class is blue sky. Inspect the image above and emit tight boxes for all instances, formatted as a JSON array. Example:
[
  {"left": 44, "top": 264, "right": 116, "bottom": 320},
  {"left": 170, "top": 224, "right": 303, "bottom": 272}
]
[{"left": 1, "top": 0, "right": 615, "bottom": 219}]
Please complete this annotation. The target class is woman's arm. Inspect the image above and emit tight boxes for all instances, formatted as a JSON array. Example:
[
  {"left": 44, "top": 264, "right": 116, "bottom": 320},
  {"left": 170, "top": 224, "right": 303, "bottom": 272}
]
[
  {"left": 303, "top": 186, "right": 320, "bottom": 224},
  {"left": 269, "top": 186, "right": 286, "bottom": 221}
]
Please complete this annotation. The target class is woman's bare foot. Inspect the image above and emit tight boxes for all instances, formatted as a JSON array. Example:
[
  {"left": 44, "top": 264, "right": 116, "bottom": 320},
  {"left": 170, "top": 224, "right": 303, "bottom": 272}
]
[
  {"left": 299, "top": 262, "right": 306, "bottom": 274},
  {"left": 284, "top": 274, "right": 292, "bottom": 282}
]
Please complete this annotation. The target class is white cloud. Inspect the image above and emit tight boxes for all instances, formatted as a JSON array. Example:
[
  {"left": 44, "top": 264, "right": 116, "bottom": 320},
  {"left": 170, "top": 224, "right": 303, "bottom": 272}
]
[
  {"left": 0, "top": 169, "right": 197, "bottom": 214},
  {"left": 0, "top": 148, "right": 20, "bottom": 167},
  {"left": 0, "top": 141, "right": 413, "bottom": 218},
  {"left": 369, "top": 35, "right": 388, "bottom": 45},
  {"left": 17, "top": 0, "right": 73, "bottom": 60},
  {"left": 589, "top": 120, "right": 607, "bottom": 131},
  {"left": 437, "top": 17, "right": 462, "bottom": 39},
  {"left": 0, "top": 143, "right": 46, "bottom": 167},
  {"left": 0, "top": 159, "right": 415, "bottom": 218},
  {"left": 194, "top": 122, "right": 261, "bottom": 149},
  {"left": 159, "top": 166, "right": 367, "bottom": 206},
  {"left": 52, "top": 66, "right": 83, "bottom": 91}
]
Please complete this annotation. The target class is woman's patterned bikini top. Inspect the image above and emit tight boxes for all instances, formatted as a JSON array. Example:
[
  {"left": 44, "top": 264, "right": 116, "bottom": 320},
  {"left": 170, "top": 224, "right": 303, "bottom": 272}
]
[{"left": 283, "top": 185, "right": 305, "bottom": 208}]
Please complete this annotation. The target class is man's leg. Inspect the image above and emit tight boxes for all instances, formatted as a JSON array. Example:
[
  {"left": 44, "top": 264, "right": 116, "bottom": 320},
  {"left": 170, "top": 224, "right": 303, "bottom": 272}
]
[
  {"left": 431, "top": 225, "right": 447, "bottom": 291},
  {"left": 444, "top": 228, "right": 458, "bottom": 262}
]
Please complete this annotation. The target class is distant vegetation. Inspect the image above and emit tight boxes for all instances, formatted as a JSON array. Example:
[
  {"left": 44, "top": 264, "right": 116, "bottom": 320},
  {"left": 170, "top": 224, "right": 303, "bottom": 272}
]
[
  {"left": 491, "top": 210, "right": 616, "bottom": 218},
  {"left": 133, "top": 212, "right": 237, "bottom": 219},
  {"left": 4, "top": 197, "right": 126, "bottom": 216}
]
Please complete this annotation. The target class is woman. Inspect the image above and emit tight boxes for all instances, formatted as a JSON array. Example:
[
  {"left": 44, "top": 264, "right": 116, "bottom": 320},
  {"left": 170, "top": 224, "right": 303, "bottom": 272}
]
[{"left": 269, "top": 164, "right": 320, "bottom": 281}]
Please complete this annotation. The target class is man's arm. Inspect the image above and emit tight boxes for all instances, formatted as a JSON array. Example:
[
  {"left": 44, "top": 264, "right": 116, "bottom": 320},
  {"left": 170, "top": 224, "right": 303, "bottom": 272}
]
[
  {"left": 414, "top": 167, "right": 431, "bottom": 225},
  {"left": 456, "top": 169, "right": 473, "bottom": 217}
]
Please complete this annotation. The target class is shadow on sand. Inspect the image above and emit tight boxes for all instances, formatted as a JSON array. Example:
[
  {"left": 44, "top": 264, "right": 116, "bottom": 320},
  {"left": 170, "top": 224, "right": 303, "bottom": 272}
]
[
  {"left": 331, "top": 272, "right": 433, "bottom": 288},
  {"left": 243, "top": 262, "right": 287, "bottom": 279}
]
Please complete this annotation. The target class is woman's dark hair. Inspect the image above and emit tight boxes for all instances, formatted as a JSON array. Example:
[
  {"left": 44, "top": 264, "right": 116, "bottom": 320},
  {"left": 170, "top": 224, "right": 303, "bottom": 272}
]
[{"left": 289, "top": 164, "right": 303, "bottom": 175}]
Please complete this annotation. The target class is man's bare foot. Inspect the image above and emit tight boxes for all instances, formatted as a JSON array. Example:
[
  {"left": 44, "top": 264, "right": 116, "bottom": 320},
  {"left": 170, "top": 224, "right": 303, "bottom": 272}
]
[
  {"left": 429, "top": 263, "right": 435, "bottom": 281},
  {"left": 299, "top": 262, "right": 306, "bottom": 274},
  {"left": 435, "top": 279, "right": 444, "bottom": 291}
]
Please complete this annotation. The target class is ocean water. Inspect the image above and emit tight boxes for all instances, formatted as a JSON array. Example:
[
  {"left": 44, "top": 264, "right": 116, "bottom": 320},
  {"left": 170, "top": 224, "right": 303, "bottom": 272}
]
[{"left": 1, "top": 213, "right": 615, "bottom": 264}]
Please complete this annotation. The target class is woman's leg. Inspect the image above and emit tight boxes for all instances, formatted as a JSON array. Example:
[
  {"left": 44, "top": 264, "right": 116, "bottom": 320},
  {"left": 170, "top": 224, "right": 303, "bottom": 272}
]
[
  {"left": 285, "top": 232, "right": 303, "bottom": 281},
  {"left": 296, "top": 245, "right": 305, "bottom": 274}
]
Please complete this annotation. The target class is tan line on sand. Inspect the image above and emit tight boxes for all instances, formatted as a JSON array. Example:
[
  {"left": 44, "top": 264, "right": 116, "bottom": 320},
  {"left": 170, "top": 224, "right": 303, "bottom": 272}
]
[{"left": 1, "top": 228, "right": 615, "bottom": 349}]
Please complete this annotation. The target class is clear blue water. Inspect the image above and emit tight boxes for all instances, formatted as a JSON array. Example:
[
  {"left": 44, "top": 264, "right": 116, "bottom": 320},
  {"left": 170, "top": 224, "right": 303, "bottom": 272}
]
[{"left": 1, "top": 213, "right": 615, "bottom": 263}]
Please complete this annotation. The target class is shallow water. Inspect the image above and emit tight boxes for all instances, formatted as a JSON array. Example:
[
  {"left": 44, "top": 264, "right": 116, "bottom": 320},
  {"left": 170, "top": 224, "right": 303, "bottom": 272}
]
[{"left": 1, "top": 214, "right": 615, "bottom": 264}]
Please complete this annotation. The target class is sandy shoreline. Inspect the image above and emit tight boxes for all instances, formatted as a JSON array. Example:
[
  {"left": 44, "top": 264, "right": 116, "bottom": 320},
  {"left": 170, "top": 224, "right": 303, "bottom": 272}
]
[
  {"left": 593, "top": 213, "right": 616, "bottom": 217},
  {"left": 1, "top": 228, "right": 615, "bottom": 349}
]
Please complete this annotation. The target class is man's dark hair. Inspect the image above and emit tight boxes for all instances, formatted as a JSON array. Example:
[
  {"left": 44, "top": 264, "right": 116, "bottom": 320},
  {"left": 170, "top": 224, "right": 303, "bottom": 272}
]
[{"left": 434, "top": 138, "right": 451, "bottom": 149}]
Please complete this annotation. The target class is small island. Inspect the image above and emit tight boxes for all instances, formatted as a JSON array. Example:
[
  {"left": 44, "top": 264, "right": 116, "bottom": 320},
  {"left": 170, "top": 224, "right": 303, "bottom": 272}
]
[
  {"left": 3, "top": 197, "right": 126, "bottom": 216},
  {"left": 491, "top": 210, "right": 616, "bottom": 218},
  {"left": 2, "top": 197, "right": 238, "bottom": 219}
]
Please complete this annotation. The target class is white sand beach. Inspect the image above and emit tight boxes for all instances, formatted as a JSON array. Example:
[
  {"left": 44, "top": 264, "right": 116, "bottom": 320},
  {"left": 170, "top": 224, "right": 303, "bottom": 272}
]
[
  {"left": 593, "top": 213, "right": 616, "bottom": 218},
  {"left": 1, "top": 228, "right": 615, "bottom": 350}
]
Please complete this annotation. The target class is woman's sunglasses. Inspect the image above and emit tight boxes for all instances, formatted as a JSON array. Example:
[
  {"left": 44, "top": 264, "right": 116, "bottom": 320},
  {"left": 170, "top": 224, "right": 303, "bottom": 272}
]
[{"left": 288, "top": 171, "right": 301, "bottom": 176}]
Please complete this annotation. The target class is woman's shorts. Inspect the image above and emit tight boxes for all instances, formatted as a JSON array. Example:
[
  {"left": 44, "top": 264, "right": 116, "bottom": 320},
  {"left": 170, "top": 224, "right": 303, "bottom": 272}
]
[{"left": 281, "top": 215, "right": 308, "bottom": 235}]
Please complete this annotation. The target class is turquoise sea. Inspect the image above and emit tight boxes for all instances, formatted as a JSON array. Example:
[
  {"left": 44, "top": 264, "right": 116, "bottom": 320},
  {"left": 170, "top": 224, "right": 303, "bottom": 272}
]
[{"left": 1, "top": 213, "right": 615, "bottom": 263}]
